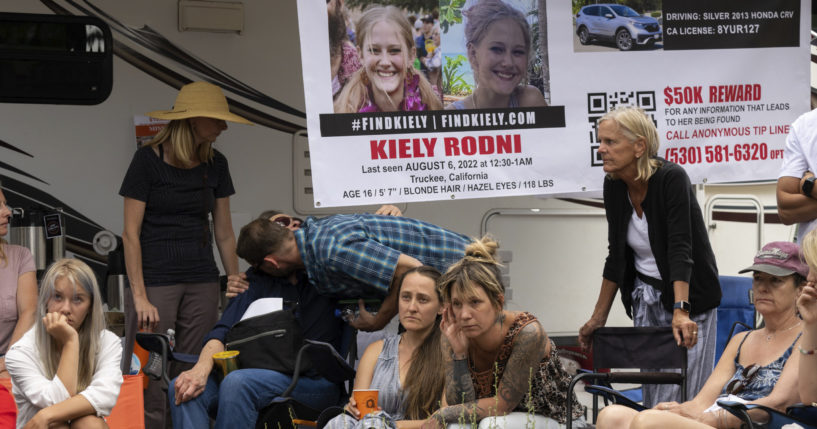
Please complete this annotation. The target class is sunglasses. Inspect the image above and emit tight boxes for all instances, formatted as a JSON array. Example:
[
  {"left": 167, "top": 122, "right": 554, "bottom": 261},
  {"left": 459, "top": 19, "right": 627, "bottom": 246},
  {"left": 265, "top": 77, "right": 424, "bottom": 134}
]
[
  {"left": 270, "top": 215, "right": 303, "bottom": 229},
  {"left": 725, "top": 363, "right": 760, "bottom": 395},
  {"left": 271, "top": 215, "right": 292, "bottom": 227}
]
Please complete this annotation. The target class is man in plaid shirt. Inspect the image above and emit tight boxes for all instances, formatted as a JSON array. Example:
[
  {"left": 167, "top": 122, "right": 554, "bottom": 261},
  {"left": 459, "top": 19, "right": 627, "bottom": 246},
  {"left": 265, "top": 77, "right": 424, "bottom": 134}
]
[{"left": 235, "top": 213, "right": 470, "bottom": 331}]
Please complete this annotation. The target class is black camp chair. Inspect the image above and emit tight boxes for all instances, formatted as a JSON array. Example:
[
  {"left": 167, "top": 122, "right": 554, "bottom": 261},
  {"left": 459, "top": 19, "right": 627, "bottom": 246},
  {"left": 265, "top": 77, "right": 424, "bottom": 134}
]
[
  {"left": 134, "top": 332, "right": 198, "bottom": 387},
  {"left": 566, "top": 326, "right": 687, "bottom": 429},
  {"left": 255, "top": 339, "right": 357, "bottom": 429},
  {"left": 719, "top": 400, "right": 817, "bottom": 429}
]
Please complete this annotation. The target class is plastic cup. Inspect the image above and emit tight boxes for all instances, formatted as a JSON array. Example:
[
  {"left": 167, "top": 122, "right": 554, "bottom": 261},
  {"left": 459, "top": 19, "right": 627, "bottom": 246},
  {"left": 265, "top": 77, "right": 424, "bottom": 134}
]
[
  {"left": 353, "top": 389, "right": 379, "bottom": 418},
  {"left": 213, "top": 350, "right": 240, "bottom": 379}
]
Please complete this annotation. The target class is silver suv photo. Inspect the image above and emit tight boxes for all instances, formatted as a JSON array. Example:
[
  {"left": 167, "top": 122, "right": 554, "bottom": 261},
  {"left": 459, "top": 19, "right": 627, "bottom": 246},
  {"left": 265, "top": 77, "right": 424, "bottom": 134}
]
[{"left": 575, "top": 4, "right": 662, "bottom": 51}]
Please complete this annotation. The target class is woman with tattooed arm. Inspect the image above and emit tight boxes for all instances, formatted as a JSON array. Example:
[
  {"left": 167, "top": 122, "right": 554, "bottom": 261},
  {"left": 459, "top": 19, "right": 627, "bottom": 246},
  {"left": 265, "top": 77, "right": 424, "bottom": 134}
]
[{"left": 421, "top": 237, "right": 588, "bottom": 429}]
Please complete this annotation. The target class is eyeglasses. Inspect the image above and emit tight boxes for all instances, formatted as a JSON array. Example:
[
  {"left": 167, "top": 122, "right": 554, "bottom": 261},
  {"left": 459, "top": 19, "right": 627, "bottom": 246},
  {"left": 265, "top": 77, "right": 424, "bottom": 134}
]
[
  {"left": 270, "top": 215, "right": 292, "bottom": 228},
  {"left": 270, "top": 215, "right": 303, "bottom": 229},
  {"left": 725, "top": 363, "right": 760, "bottom": 395}
]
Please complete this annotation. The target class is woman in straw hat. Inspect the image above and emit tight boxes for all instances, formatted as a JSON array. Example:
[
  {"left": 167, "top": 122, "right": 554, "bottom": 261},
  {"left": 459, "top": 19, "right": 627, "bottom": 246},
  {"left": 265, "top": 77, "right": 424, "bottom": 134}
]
[{"left": 118, "top": 81, "right": 251, "bottom": 427}]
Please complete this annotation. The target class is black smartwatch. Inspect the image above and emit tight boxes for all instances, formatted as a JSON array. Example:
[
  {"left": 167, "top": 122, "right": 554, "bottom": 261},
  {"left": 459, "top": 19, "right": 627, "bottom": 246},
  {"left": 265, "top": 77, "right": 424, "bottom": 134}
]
[
  {"left": 673, "top": 301, "right": 691, "bottom": 313},
  {"left": 803, "top": 176, "right": 816, "bottom": 198}
]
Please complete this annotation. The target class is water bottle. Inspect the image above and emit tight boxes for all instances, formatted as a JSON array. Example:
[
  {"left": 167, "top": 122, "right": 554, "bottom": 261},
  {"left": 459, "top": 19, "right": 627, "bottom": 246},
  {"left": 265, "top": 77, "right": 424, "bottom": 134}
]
[
  {"left": 167, "top": 328, "right": 176, "bottom": 350},
  {"left": 335, "top": 307, "right": 356, "bottom": 323}
]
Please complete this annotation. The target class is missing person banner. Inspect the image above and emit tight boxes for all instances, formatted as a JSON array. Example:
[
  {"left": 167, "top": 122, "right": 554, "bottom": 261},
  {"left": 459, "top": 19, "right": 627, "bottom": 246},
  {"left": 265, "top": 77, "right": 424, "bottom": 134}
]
[{"left": 297, "top": 0, "right": 809, "bottom": 207}]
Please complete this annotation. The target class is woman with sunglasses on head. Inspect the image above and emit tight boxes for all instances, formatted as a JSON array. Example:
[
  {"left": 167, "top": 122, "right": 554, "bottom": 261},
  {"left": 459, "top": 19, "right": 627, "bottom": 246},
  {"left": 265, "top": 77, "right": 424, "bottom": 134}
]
[
  {"left": 597, "top": 241, "right": 806, "bottom": 429},
  {"left": 119, "top": 81, "right": 251, "bottom": 427},
  {"left": 798, "top": 229, "right": 817, "bottom": 405}
]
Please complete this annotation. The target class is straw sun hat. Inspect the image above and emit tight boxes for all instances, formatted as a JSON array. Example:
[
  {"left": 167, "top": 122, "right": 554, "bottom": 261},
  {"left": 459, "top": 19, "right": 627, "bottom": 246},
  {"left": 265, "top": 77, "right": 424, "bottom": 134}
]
[{"left": 146, "top": 81, "right": 253, "bottom": 125}]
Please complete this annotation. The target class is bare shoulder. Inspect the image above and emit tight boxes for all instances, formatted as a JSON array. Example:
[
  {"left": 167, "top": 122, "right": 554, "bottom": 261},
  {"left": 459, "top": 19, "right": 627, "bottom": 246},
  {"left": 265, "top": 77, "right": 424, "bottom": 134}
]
[
  {"left": 362, "top": 338, "right": 386, "bottom": 359},
  {"left": 719, "top": 329, "right": 750, "bottom": 362},
  {"left": 512, "top": 317, "right": 547, "bottom": 356},
  {"left": 518, "top": 86, "right": 547, "bottom": 107}
]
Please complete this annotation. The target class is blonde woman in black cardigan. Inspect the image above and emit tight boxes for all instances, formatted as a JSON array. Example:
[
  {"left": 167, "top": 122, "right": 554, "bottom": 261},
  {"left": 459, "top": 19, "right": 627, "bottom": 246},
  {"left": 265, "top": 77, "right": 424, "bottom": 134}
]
[{"left": 578, "top": 106, "right": 722, "bottom": 407}]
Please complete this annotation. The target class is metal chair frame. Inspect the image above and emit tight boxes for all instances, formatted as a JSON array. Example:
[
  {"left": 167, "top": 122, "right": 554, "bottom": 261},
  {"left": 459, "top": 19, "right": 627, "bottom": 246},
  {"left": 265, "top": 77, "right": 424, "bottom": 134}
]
[{"left": 566, "top": 326, "right": 688, "bottom": 429}]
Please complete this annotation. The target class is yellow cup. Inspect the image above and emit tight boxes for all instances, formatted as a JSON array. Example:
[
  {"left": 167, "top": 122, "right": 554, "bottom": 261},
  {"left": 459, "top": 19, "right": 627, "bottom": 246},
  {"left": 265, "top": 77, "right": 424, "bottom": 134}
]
[
  {"left": 213, "top": 350, "right": 240, "bottom": 379},
  {"left": 353, "top": 389, "right": 379, "bottom": 418}
]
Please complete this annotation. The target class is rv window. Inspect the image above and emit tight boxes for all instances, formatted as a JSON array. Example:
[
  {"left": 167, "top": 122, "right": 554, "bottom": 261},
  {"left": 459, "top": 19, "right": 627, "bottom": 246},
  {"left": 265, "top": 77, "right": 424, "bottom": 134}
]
[{"left": 0, "top": 13, "right": 112, "bottom": 105}]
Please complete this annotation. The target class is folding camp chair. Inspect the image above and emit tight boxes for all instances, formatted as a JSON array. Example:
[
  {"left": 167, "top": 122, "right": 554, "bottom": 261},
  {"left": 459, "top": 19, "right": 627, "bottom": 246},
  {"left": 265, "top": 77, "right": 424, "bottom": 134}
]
[
  {"left": 716, "top": 275, "right": 755, "bottom": 363},
  {"left": 255, "top": 339, "right": 357, "bottom": 429},
  {"left": 134, "top": 332, "right": 199, "bottom": 387},
  {"left": 718, "top": 400, "right": 817, "bottom": 429},
  {"left": 566, "top": 326, "right": 687, "bottom": 429}
]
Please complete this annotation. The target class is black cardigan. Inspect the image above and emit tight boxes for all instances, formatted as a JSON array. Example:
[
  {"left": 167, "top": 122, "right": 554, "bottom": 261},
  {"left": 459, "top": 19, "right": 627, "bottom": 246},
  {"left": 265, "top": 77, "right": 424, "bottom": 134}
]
[{"left": 602, "top": 158, "right": 721, "bottom": 317}]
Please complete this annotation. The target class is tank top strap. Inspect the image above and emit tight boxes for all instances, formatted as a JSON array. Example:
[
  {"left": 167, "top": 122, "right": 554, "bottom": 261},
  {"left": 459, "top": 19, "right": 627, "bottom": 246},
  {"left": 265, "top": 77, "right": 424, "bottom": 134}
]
[
  {"left": 781, "top": 332, "right": 803, "bottom": 360},
  {"left": 381, "top": 335, "right": 400, "bottom": 358},
  {"left": 734, "top": 330, "right": 752, "bottom": 362}
]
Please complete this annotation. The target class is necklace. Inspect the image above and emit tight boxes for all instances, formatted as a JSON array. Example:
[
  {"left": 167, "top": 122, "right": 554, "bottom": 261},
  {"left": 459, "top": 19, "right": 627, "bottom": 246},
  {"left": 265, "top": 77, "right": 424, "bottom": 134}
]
[{"left": 765, "top": 320, "right": 801, "bottom": 342}]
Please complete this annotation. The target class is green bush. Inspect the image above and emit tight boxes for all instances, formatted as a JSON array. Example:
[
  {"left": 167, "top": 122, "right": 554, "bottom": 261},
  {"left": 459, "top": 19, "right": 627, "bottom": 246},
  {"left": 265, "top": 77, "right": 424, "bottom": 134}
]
[{"left": 443, "top": 55, "right": 472, "bottom": 96}]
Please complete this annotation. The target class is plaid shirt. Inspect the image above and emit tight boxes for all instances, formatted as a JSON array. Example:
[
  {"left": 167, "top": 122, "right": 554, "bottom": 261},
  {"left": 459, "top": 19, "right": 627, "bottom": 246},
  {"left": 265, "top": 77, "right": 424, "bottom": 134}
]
[{"left": 295, "top": 214, "right": 470, "bottom": 297}]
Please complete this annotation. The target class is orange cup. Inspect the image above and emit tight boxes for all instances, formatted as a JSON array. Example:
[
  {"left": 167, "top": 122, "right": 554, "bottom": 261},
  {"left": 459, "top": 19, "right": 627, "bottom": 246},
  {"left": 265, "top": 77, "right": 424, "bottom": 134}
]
[{"left": 353, "top": 389, "right": 379, "bottom": 417}]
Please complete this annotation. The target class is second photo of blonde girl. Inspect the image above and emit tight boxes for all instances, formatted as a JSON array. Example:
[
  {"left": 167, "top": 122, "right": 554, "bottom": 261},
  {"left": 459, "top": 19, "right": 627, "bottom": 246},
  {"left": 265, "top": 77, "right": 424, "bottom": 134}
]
[{"left": 447, "top": 0, "right": 546, "bottom": 110}]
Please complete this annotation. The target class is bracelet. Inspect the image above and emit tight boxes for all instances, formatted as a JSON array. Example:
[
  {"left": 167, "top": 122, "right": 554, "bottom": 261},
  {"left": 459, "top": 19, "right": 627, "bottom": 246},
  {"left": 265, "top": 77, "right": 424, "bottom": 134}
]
[{"left": 799, "top": 345, "right": 817, "bottom": 355}]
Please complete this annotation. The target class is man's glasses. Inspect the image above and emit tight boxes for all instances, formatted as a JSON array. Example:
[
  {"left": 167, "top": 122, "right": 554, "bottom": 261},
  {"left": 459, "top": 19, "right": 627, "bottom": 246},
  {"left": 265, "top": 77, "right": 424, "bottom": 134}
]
[
  {"left": 725, "top": 363, "right": 760, "bottom": 395},
  {"left": 271, "top": 215, "right": 292, "bottom": 227},
  {"left": 270, "top": 215, "right": 303, "bottom": 229}
]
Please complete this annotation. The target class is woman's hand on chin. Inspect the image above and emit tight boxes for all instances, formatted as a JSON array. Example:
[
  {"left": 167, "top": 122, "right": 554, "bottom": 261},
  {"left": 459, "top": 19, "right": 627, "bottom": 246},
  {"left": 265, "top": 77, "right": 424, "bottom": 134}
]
[
  {"left": 43, "top": 313, "right": 78, "bottom": 346},
  {"left": 798, "top": 284, "right": 817, "bottom": 324},
  {"left": 441, "top": 304, "right": 468, "bottom": 357}
]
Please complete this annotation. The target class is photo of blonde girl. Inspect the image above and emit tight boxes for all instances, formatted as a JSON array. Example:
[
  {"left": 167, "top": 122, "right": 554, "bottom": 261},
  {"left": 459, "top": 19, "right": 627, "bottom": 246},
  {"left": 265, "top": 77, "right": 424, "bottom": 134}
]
[
  {"left": 334, "top": 5, "right": 443, "bottom": 113},
  {"left": 445, "top": 0, "right": 548, "bottom": 109}
]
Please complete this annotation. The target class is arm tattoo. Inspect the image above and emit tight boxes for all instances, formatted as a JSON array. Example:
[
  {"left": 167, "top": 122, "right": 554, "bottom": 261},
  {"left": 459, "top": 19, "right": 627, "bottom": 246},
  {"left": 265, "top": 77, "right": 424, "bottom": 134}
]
[
  {"left": 432, "top": 403, "right": 486, "bottom": 426},
  {"left": 494, "top": 323, "right": 546, "bottom": 409},
  {"left": 442, "top": 336, "right": 476, "bottom": 405},
  {"left": 451, "top": 359, "right": 476, "bottom": 403}
]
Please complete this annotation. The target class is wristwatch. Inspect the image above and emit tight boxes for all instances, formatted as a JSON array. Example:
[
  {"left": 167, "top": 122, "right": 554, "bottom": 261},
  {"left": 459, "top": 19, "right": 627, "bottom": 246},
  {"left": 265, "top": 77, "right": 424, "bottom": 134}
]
[
  {"left": 803, "top": 176, "right": 816, "bottom": 198},
  {"left": 673, "top": 301, "right": 691, "bottom": 313}
]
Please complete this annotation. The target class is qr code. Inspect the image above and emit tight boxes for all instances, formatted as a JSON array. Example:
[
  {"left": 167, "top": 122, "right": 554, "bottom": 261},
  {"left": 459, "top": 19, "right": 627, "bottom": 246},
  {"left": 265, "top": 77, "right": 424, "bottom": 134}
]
[{"left": 587, "top": 91, "right": 657, "bottom": 167}]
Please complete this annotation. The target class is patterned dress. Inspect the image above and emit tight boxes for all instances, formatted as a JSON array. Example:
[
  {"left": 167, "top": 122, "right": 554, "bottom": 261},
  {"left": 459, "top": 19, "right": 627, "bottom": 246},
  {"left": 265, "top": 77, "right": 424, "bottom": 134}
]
[
  {"left": 720, "top": 331, "right": 801, "bottom": 401},
  {"left": 469, "top": 312, "right": 585, "bottom": 423}
]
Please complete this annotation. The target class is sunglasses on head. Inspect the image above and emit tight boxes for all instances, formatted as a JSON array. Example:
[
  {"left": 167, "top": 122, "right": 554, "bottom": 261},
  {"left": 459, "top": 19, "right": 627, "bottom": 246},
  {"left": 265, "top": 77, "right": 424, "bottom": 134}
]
[
  {"left": 271, "top": 215, "right": 292, "bottom": 227},
  {"left": 725, "top": 363, "right": 760, "bottom": 395}
]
